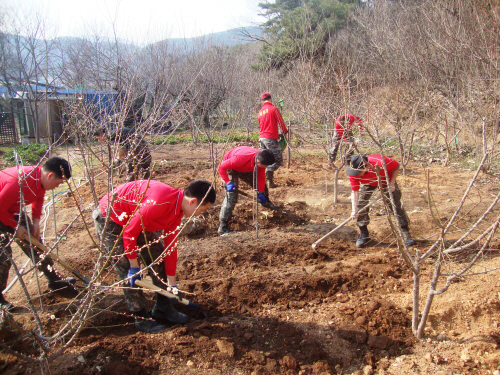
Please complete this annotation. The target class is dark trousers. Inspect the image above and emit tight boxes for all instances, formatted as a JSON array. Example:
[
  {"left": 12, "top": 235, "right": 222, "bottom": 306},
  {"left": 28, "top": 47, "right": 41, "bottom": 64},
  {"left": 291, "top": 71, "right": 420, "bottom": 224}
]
[
  {"left": 0, "top": 216, "right": 55, "bottom": 293},
  {"left": 127, "top": 146, "right": 152, "bottom": 182},
  {"left": 357, "top": 183, "right": 409, "bottom": 228},
  {"left": 93, "top": 209, "right": 167, "bottom": 312},
  {"left": 219, "top": 171, "right": 270, "bottom": 223}
]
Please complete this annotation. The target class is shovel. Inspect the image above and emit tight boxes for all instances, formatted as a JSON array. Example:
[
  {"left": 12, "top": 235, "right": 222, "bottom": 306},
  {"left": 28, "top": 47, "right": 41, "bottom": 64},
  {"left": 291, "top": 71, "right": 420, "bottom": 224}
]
[
  {"left": 135, "top": 279, "right": 207, "bottom": 317},
  {"left": 311, "top": 196, "right": 381, "bottom": 250},
  {"left": 21, "top": 234, "right": 92, "bottom": 285},
  {"left": 233, "top": 188, "right": 253, "bottom": 200}
]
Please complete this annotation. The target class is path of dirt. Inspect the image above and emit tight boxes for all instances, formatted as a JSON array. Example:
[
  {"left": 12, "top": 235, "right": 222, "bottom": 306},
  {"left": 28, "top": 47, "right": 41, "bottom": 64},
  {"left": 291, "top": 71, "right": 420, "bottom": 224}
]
[{"left": 2, "top": 142, "right": 500, "bottom": 375}]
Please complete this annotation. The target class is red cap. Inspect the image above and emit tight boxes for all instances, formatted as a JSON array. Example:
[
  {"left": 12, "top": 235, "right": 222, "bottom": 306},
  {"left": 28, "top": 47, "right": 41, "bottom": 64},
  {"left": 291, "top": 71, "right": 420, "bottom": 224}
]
[{"left": 261, "top": 92, "right": 271, "bottom": 100}]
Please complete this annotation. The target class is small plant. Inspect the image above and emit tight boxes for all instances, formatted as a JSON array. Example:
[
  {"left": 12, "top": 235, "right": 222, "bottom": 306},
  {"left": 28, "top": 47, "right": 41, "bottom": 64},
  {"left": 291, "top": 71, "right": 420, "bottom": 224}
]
[{"left": 2, "top": 143, "right": 47, "bottom": 166}]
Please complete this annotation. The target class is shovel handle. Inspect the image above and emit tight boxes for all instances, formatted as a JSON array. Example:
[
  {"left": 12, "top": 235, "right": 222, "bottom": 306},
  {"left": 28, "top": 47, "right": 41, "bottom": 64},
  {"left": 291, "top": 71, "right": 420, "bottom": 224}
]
[
  {"left": 135, "top": 279, "right": 203, "bottom": 312},
  {"left": 21, "top": 233, "right": 91, "bottom": 284}
]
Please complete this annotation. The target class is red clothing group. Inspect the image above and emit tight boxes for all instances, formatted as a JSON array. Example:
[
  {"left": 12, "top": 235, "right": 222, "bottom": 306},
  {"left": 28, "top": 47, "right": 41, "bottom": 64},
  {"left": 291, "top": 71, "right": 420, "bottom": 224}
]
[
  {"left": 99, "top": 180, "right": 183, "bottom": 276},
  {"left": 258, "top": 102, "right": 288, "bottom": 139},
  {"left": 218, "top": 146, "right": 266, "bottom": 193},
  {"left": 0, "top": 166, "right": 44, "bottom": 229},
  {"left": 349, "top": 155, "right": 399, "bottom": 192},
  {"left": 335, "top": 114, "right": 363, "bottom": 139}
]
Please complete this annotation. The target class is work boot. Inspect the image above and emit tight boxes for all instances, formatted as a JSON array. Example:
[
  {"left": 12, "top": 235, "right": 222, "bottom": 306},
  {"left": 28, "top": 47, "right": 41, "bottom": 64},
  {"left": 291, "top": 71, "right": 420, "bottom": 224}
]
[
  {"left": 217, "top": 221, "right": 234, "bottom": 236},
  {"left": 356, "top": 226, "right": 370, "bottom": 248},
  {"left": 401, "top": 226, "right": 416, "bottom": 247},
  {"left": 0, "top": 293, "right": 14, "bottom": 312},
  {"left": 45, "top": 271, "right": 77, "bottom": 292},
  {"left": 133, "top": 308, "right": 167, "bottom": 333},
  {"left": 151, "top": 294, "right": 189, "bottom": 324},
  {"left": 266, "top": 171, "right": 278, "bottom": 188}
]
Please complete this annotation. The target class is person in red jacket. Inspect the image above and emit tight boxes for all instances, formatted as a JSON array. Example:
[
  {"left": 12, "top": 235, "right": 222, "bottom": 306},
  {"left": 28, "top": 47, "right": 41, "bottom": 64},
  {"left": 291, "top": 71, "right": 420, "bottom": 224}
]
[
  {"left": 258, "top": 92, "right": 288, "bottom": 188},
  {"left": 330, "top": 114, "right": 363, "bottom": 165},
  {"left": 0, "top": 157, "right": 76, "bottom": 310},
  {"left": 93, "top": 179, "right": 215, "bottom": 333},
  {"left": 217, "top": 146, "right": 275, "bottom": 235},
  {"left": 346, "top": 154, "right": 415, "bottom": 248}
]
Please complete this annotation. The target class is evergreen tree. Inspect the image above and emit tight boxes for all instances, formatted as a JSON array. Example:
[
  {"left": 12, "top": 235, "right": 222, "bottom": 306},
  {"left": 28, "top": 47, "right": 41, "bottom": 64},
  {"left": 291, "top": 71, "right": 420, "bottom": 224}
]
[{"left": 257, "top": 0, "right": 357, "bottom": 69}]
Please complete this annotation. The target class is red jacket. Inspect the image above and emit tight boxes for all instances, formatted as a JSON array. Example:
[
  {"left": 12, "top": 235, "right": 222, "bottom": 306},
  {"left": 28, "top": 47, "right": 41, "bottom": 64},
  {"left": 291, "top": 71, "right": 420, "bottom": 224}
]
[
  {"left": 334, "top": 114, "right": 363, "bottom": 139},
  {"left": 218, "top": 146, "right": 266, "bottom": 193},
  {"left": 258, "top": 102, "right": 288, "bottom": 139},
  {"left": 349, "top": 155, "right": 399, "bottom": 192},
  {"left": 0, "top": 166, "right": 44, "bottom": 228},
  {"left": 99, "top": 180, "right": 183, "bottom": 276}
]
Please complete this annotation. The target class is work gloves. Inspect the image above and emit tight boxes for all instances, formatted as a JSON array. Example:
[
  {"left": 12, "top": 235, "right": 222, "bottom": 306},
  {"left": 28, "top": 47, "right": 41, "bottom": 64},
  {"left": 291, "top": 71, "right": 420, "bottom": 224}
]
[
  {"left": 226, "top": 182, "right": 236, "bottom": 192},
  {"left": 128, "top": 266, "right": 141, "bottom": 286},
  {"left": 258, "top": 193, "right": 267, "bottom": 205}
]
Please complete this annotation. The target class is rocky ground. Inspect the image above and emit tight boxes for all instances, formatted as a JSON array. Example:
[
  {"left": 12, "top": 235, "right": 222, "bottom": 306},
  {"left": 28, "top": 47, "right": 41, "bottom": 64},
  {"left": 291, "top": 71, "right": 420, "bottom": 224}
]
[{"left": 1, "top": 141, "right": 500, "bottom": 375}]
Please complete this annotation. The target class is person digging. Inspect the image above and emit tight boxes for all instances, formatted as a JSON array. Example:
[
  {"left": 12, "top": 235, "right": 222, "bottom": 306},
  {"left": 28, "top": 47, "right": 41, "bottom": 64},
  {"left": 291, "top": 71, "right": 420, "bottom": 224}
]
[
  {"left": 94, "top": 179, "right": 215, "bottom": 333},
  {"left": 258, "top": 92, "right": 288, "bottom": 188},
  {"left": 346, "top": 154, "right": 415, "bottom": 248},
  {"left": 94, "top": 126, "right": 152, "bottom": 182},
  {"left": 330, "top": 113, "right": 363, "bottom": 166},
  {"left": 0, "top": 157, "right": 77, "bottom": 310},
  {"left": 218, "top": 146, "right": 276, "bottom": 236}
]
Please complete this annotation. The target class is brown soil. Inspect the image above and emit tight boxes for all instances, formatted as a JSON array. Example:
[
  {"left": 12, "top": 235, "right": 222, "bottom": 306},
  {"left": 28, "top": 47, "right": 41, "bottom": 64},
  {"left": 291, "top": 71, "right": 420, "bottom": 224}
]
[{"left": 2, "top": 143, "right": 500, "bottom": 375}]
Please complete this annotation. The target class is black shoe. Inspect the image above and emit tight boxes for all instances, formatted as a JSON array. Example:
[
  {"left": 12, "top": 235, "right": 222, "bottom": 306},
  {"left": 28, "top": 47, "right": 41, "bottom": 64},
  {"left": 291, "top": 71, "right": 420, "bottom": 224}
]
[
  {"left": 218, "top": 224, "right": 235, "bottom": 236},
  {"left": 402, "top": 231, "right": 416, "bottom": 246},
  {"left": 151, "top": 294, "right": 189, "bottom": 324},
  {"left": 47, "top": 276, "right": 76, "bottom": 290},
  {"left": 356, "top": 226, "right": 370, "bottom": 248},
  {"left": 0, "top": 294, "right": 14, "bottom": 311},
  {"left": 134, "top": 309, "right": 167, "bottom": 333},
  {"left": 262, "top": 202, "right": 278, "bottom": 210},
  {"left": 46, "top": 273, "right": 79, "bottom": 298}
]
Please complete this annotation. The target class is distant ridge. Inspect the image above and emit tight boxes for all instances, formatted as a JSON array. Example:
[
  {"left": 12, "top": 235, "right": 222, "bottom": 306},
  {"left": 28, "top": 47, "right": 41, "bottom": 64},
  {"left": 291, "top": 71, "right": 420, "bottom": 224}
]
[{"left": 151, "top": 26, "right": 263, "bottom": 50}]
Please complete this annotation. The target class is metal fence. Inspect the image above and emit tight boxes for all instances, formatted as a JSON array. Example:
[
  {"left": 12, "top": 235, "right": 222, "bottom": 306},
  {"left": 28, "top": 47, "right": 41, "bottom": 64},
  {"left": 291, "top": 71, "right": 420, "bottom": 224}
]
[{"left": 0, "top": 112, "right": 17, "bottom": 144}]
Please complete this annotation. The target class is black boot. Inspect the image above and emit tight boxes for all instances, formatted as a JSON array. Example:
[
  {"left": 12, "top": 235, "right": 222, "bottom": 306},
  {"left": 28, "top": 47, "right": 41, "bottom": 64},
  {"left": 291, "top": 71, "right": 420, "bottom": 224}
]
[
  {"left": 134, "top": 308, "right": 167, "bottom": 333},
  {"left": 401, "top": 226, "right": 416, "bottom": 247},
  {"left": 151, "top": 293, "right": 189, "bottom": 324},
  {"left": 356, "top": 226, "right": 370, "bottom": 248},
  {"left": 0, "top": 293, "right": 14, "bottom": 311},
  {"left": 44, "top": 271, "right": 77, "bottom": 292},
  {"left": 266, "top": 171, "right": 278, "bottom": 188},
  {"left": 218, "top": 221, "right": 234, "bottom": 236}
]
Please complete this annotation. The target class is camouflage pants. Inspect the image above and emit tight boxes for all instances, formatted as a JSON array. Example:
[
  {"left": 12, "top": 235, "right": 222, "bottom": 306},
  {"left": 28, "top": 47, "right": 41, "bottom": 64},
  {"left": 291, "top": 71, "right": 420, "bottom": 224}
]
[
  {"left": 219, "top": 171, "right": 270, "bottom": 223},
  {"left": 0, "top": 216, "right": 55, "bottom": 293},
  {"left": 93, "top": 209, "right": 168, "bottom": 313},
  {"left": 259, "top": 138, "right": 283, "bottom": 173},
  {"left": 357, "top": 183, "right": 409, "bottom": 228},
  {"left": 329, "top": 131, "right": 354, "bottom": 164},
  {"left": 127, "top": 145, "right": 152, "bottom": 182}
]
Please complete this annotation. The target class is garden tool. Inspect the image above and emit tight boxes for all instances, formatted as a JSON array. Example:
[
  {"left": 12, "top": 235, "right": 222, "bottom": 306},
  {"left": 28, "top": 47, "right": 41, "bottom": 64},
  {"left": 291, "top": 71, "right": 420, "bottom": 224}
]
[
  {"left": 21, "top": 234, "right": 91, "bottom": 285},
  {"left": 135, "top": 279, "right": 207, "bottom": 317}
]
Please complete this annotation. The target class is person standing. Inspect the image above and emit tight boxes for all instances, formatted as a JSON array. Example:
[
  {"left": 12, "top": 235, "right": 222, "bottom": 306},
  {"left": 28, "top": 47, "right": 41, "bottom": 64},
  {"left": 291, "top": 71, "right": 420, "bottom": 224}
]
[
  {"left": 217, "top": 146, "right": 276, "bottom": 235},
  {"left": 330, "top": 114, "right": 363, "bottom": 165},
  {"left": 95, "top": 127, "right": 152, "bottom": 182},
  {"left": 346, "top": 154, "right": 415, "bottom": 248},
  {"left": 258, "top": 92, "right": 288, "bottom": 188},
  {"left": 93, "top": 179, "right": 215, "bottom": 333},
  {"left": 0, "top": 157, "right": 76, "bottom": 310}
]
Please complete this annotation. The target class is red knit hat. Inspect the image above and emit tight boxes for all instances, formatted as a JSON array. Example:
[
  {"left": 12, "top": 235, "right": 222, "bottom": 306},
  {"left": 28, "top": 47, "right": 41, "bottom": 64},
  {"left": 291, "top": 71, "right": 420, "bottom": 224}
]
[{"left": 260, "top": 92, "right": 271, "bottom": 100}]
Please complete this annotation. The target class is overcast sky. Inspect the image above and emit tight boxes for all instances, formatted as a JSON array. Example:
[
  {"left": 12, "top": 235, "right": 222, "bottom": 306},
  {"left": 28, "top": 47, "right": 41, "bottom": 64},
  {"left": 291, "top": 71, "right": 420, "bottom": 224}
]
[{"left": 1, "top": 0, "right": 265, "bottom": 43}]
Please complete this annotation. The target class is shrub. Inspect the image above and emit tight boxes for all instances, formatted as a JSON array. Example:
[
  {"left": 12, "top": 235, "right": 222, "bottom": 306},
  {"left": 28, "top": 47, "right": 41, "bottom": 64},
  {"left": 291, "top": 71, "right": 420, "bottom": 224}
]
[{"left": 2, "top": 143, "right": 47, "bottom": 166}]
